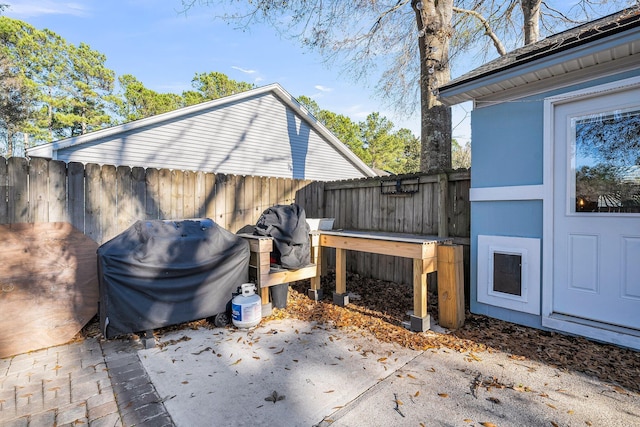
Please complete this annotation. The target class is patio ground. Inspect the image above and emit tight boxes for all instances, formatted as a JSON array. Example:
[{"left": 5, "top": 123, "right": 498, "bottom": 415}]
[{"left": 1, "top": 271, "right": 639, "bottom": 426}]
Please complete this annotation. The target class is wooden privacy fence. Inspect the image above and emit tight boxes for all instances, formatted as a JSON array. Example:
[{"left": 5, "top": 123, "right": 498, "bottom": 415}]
[
  {"left": 1, "top": 156, "right": 470, "bottom": 289},
  {"left": 0, "top": 156, "right": 324, "bottom": 244},
  {"left": 317, "top": 171, "right": 471, "bottom": 289}
]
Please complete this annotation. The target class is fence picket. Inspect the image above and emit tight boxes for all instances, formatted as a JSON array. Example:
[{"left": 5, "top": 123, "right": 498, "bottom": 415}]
[
  {"left": 101, "top": 165, "right": 117, "bottom": 242},
  {"left": 29, "top": 158, "right": 49, "bottom": 222},
  {"left": 116, "top": 166, "right": 133, "bottom": 234},
  {"left": 49, "top": 160, "right": 67, "bottom": 223},
  {"left": 158, "top": 168, "right": 171, "bottom": 219},
  {"left": 68, "top": 162, "right": 84, "bottom": 230},
  {"left": 84, "top": 163, "right": 102, "bottom": 243},
  {"left": 8, "top": 157, "right": 29, "bottom": 224},
  {"left": 0, "top": 157, "right": 7, "bottom": 223},
  {"left": 145, "top": 168, "right": 160, "bottom": 220},
  {"left": 183, "top": 170, "right": 196, "bottom": 219},
  {"left": 132, "top": 167, "right": 146, "bottom": 220}
]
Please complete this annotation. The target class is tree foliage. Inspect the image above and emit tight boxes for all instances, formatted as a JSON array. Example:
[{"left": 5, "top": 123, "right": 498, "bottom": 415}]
[
  {"left": 452, "top": 139, "right": 471, "bottom": 169},
  {"left": 0, "top": 52, "right": 30, "bottom": 156},
  {"left": 0, "top": 16, "right": 114, "bottom": 151},
  {"left": 297, "top": 95, "right": 420, "bottom": 173},
  {"left": 183, "top": 71, "right": 255, "bottom": 106},
  {"left": 116, "top": 74, "right": 183, "bottom": 122}
]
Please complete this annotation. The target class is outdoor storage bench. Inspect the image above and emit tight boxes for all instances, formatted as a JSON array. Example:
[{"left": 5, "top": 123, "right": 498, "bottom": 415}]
[{"left": 238, "top": 232, "right": 321, "bottom": 313}]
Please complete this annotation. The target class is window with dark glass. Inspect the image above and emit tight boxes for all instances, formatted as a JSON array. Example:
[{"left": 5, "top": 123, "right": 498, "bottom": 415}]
[
  {"left": 493, "top": 253, "right": 522, "bottom": 296},
  {"left": 574, "top": 109, "right": 640, "bottom": 213}
]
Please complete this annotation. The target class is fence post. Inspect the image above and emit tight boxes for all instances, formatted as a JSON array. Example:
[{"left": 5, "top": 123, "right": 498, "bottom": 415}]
[{"left": 438, "top": 172, "right": 448, "bottom": 238}]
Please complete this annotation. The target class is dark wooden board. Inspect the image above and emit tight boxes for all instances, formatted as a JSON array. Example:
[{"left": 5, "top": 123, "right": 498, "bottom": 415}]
[{"left": 0, "top": 222, "right": 99, "bottom": 358}]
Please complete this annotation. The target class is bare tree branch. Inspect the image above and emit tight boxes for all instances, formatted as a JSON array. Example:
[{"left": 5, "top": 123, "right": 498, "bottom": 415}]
[{"left": 453, "top": 6, "right": 507, "bottom": 55}]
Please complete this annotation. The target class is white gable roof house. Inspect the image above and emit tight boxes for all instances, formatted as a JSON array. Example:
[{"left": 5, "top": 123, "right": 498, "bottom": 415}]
[
  {"left": 438, "top": 7, "right": 640, "bottom": 350},
  {"left": 27, "top": 83, "right": 376, "bottom": 181}
]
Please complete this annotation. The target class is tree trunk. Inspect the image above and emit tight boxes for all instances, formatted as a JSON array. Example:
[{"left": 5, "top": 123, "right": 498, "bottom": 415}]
[
  {"left": 413, "top": 0, "right": 453, "bottom": 173},
  {"left": 521, "top": 0, "right": 541, "bottom": 44}
]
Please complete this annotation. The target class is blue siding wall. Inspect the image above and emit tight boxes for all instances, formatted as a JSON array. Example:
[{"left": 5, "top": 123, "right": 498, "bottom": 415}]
[
  {"left": 470, "top": 200, "right": 543, "bottom": 327},
  {"left": 471, "top": 100, "right": 544, "bottom": 188}
]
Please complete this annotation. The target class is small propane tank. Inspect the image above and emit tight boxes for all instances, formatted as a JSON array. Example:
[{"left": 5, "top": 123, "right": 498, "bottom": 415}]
[{"left": 232, "top": 283, "right": 261, "bottom": 328}]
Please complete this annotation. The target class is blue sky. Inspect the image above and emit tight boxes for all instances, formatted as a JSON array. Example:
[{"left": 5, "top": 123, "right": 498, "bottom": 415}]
[{"left": 4, "top": 0, "right": 471, "bottom": 143}]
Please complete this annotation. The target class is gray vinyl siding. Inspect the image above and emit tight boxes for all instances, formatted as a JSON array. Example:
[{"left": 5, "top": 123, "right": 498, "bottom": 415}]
[{"left": 56, "top": 93, "right": 365, "bottom": 181}]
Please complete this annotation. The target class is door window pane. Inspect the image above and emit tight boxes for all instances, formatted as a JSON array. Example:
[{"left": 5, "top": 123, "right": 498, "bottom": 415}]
[{"left": 573, "top": 109, "right": 640, "bottom": 213}]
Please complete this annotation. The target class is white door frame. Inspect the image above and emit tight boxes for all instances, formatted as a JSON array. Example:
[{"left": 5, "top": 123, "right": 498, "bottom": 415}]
[{"left": 542, "top": 75, "right": 640, "bottom": 350}]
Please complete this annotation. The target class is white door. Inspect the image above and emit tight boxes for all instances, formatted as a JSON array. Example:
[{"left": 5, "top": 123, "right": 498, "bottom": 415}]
[{"left": 552, "top": 87, "right": 640, "bottom": 331}]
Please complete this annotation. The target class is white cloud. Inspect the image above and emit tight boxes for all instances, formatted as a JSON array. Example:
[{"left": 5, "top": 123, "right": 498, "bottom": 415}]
[
  {"left": 232, "top": 66, "right": 257, "bottom": 74},
  {"left": 6, "top": 1, "right": 88, "bottom": 17},
  {"left": 314, "top": 85, "right": 333, "bottom": 92}
]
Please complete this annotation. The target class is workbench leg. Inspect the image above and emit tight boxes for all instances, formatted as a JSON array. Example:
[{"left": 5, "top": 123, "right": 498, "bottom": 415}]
[
  {"left": 308, "top": 240, "right": 323, "bottom": 301},
  {"left": 260, "top": 287, "right": 272, "bottom": 317},
  {"left": 437, "top": 244, "right": 465, "bottom": 329},
  {"left": 332, "top": 247, "right": 349, "bottom": 306},
  {"left": 410, "top": 258, "right": 430, "bottom": 332}
]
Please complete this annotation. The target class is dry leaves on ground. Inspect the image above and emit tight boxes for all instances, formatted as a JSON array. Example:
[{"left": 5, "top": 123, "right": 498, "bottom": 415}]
[{"left": 79, "top": 270, "right": 640, "bottom": 393}]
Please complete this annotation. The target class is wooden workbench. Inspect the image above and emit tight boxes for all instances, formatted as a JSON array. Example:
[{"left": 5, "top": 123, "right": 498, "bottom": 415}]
[
  {"left": 238, "top": 233, "right": 321, "bottom": 314},
  {"left": 312, "top": 230, "right": 460, "bottom": 332}
]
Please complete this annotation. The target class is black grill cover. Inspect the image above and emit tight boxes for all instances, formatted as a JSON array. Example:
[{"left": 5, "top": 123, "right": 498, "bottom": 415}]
[
  {"left": 254, "top": 204, "right": 310, "bottom": 269},
  {"left": 97, "top": 219, "right": 249, "bottom": 338}
]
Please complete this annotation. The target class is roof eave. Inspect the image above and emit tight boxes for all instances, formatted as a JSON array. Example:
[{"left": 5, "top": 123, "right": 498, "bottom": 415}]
[{"left": 439, "top": 10, "right": 640, "bottom": 106}]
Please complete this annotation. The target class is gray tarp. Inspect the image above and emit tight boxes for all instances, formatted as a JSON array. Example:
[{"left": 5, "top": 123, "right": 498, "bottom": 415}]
[{"left": 97, "top": 219, "right": 249, "bottom": 338}]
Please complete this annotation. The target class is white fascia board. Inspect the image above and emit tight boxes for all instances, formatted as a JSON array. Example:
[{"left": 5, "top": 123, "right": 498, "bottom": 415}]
[{"left": 440, "top": 28, "right": 640, "bottom": 106}]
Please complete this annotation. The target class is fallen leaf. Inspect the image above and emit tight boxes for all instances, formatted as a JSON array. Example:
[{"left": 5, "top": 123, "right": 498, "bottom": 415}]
[
  {"left": 586, "top": 421, "right": 593, "bottom": 426},
  {"left": 546, "top": 403, "right": 557, "bottom": 409},
  {"left": 480, "top": 423, "right": 498, "bottom": 427},
  {"left": 438, "top": 393, "right": 448, "bottom": 398},
  {"left": 414, "top": 391, "right": 420, "bottom": 397},
  {"left": 264, "top": 390, "right": 285, "bottom": 403},
  {"left": 551, "top": 422, "right": 559, "bottom": 427},
  {"left": 567, "top": 410, "right": 575, "bottom": 415},
  {"left": 253, "top": 356, "right": 260, "bottom": 360},
  {"left": 395, "top": 398, "right": 404, "bottom": 405},
  {"left": 377, "top": 357, "right": 387, "bottom": 362},
  {"left": 610, "top": 385, "right": 630, "bottom": 395},
  {"left": 463, "top": 420, "right": 473, "bottom": 423},
  {"left": 275, "top": 348, "right": 284, "bottom": 354},
  {"left": 181, "top": 381, "right": 188, "bottom": 384},
  {"left": 487, "top": 397, "right": 501, "bottom": 404},
  {"left": 230, "top": 359, "right": 242, "bottom": 366},
  {"left": 468, "top": 353, "right": 482, "bottom": 362},
  {"left": 407, "top": 373, "right": 417, "bottom": 379},
  {"left": 332, "top": 406, "right": 343, "bottom": 409},
  {"left": 324, "top": 390, "right": 335, "bottom": 393}
]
